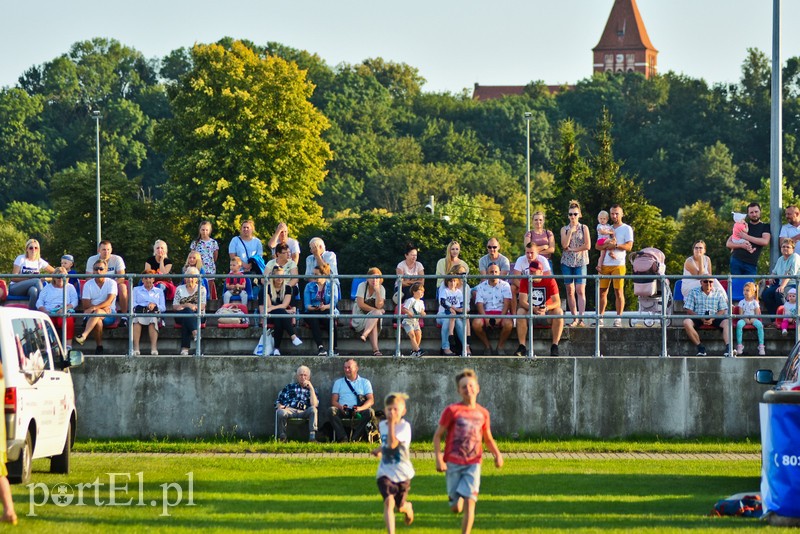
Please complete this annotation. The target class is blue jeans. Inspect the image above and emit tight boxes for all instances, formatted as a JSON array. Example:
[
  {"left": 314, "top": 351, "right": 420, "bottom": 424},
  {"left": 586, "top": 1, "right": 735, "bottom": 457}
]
[
  {"left": 730, "top": 256, "right": 757, "bottom": 277},
  {"left": 437, "top": 316, "right": 465, "bottom": 350}
]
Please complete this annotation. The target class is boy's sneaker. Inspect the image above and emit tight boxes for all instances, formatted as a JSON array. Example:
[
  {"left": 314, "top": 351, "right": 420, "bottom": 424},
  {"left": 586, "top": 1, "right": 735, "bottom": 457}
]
[
  {"left": 317, "top": 345, "right": 327, "bottom": 356},
  {"left": 416, "top": 349, "right": 425, "bottom": 358},
  {"left": 613, "top": 318, "right": 622, "bottom": 327},
  {"left": 696, "top": 344, "right": 707, "bottom": 356},
  {"left": 292, "top": 337, "right": 303, "bottom": 346},
  {"left": 758, "top": 344, "right": 766, "bottom": 356},
  {"left": 514, "top": 344, "right": 527, "bottom": 357},
  {"left": 550, "top": 344, "right": 559, "bottom": 357},
  {"left": 724, "top": 345, "right": 736, "bottom": 358}
]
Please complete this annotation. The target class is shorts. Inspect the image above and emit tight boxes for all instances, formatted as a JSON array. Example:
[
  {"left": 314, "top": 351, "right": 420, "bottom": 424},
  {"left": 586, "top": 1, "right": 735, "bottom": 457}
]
[
  {"left": 599, "top": 265, "right": 626, "bottom": 290},
  {"left": 402, "top": 320, "right": 421, "bottom": 333},
  {"left": 561, "top": 264, "right": 587, "bottom": 286},
  {"left": 377, "top": 476, "right": 411, "bottom": 508},
  {"left": 446, "top": 462, "right": 481, "bottom": 506},
  {"left": 690, "top": 317, "right": 724, "bottom": 329}
]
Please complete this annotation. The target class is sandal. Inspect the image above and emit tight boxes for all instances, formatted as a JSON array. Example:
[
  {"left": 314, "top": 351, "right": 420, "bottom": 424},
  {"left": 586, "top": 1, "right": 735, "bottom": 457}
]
[{"left": 373, "top": 350, "right": 383, "bottom": 356}]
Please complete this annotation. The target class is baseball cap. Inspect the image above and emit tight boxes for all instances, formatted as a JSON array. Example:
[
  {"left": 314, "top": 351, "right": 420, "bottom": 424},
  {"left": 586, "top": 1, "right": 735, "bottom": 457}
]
[{"left": 528, "top": 260, "right": 542, "bottom": 271}]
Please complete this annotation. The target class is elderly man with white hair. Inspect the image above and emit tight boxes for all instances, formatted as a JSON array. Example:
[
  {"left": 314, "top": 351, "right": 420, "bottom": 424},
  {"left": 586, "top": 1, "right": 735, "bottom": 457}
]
[
  {"left": 275, "top": 365, "right": 319, "bottom": 442},
  {"left": 305, "top": 237, "right": 340, "bottom": 293}
]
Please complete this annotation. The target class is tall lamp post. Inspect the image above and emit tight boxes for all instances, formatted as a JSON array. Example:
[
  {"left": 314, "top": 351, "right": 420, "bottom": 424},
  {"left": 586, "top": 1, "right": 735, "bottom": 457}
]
[
  {"left": 92, "top": 110, "right": 102, "bottom": 246},
  {"left": 524, "top": 112, "right": 532, "bottom": 238},
  {"left": 769, "top": 0, "right": 783, "bottom": 264}
]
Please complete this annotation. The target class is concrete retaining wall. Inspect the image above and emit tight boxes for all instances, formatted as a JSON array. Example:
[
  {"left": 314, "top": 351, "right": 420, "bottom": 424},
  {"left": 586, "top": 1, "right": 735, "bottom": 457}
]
[{"left": 71, "top": 356, "right": 779, "bottom": 439}]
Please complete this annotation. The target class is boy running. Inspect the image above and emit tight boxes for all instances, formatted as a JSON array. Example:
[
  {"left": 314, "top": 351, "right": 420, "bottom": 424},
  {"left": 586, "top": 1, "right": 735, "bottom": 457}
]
[
  {"left": 433, "top": 368, "right": 503, "bottom": 534},
  {"left": 371, "top": 392, "right": 415, "bottom": 533}
]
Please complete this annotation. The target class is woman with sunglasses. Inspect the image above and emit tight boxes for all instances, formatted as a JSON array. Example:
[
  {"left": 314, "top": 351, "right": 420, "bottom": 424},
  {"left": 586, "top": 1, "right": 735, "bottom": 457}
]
[
  {"left": 560, "top": 201, "right": 590, "bottom": 326},
  {"left": 10, "top": 238, "right": 55, "bottom": 309}
]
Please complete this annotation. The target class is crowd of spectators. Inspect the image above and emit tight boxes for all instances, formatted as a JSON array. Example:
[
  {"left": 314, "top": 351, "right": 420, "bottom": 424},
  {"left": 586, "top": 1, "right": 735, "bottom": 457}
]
[{"left": 7, "top": 201, "right": 800, "bottom": 357}]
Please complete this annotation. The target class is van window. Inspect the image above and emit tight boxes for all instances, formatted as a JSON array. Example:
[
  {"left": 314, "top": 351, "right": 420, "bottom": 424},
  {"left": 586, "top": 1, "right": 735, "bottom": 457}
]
[
  {"left": 44, "top": 320, "right": 67, "bottom": 369},
  {"left": 11, "top": 317, "right": 48, "bottom": 384}
]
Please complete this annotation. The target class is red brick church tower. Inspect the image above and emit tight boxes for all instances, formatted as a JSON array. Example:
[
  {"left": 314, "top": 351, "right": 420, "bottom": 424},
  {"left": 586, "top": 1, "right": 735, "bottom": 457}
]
[{"left": 593, "top": 0, "right": 658, "bottom": 78}]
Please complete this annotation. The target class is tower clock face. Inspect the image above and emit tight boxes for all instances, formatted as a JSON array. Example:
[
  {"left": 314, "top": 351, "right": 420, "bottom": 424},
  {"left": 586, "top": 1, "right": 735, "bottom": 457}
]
[{"left": 616, "top": 54, "right": 624, "bottom": 62}]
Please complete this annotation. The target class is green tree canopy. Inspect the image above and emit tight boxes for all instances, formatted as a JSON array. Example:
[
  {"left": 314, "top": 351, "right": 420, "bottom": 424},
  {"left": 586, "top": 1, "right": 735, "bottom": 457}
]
[{"left": 156, "top": 40, "right": 332, "bottom": 239}]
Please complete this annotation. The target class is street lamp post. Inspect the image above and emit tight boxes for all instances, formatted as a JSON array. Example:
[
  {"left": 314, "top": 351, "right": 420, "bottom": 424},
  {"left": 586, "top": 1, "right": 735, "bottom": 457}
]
[
  {"left": 769, "top": 0, "right": 783, "bottom": 265},
  {"left": 524, "top": 112, "right": 532, "bottom": 238},
  {"left": 92, "top": 110, "right": 102, "bottom": 246}
]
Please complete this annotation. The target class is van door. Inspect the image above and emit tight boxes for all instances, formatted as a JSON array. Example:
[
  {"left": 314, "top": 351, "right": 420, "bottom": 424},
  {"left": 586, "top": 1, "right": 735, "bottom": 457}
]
[
  {"left": 42, "top": 318, "right": 72, "bottom": 446},
  {"left": 11, "top": 317, "right": 57, "bottom": 456}
]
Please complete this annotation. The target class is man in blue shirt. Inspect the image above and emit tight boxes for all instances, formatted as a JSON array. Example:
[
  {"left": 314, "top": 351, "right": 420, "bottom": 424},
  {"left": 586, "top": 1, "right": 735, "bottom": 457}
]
[{"left": 329, "top": 359, "right": 375, "bottom": 442}]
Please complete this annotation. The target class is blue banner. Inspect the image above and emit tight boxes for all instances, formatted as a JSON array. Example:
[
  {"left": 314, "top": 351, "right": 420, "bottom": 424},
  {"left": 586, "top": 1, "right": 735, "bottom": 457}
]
[{"left": 760, "top": 403, "right": 800, "bottom": 518}]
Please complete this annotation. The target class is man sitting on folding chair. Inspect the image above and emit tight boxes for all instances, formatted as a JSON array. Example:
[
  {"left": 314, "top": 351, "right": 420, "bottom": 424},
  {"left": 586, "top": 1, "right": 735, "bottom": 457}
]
[
  {"left": 329, "top": 358, "right": 375, "bottom": 442},
  {"left": 275, "top": 365, "right": 318, "bottom": 442}
]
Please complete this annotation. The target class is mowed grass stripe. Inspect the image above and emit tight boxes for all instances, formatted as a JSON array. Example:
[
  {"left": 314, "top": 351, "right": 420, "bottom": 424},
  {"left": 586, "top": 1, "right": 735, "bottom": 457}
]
[{"left": 13, "top": 455, "right": 766, "bottom": 533}]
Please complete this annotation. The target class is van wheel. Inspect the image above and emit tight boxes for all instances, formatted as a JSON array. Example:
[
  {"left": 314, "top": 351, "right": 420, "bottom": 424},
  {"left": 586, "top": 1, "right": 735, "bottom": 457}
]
[
  {"left": 50, "top": 424, "right": 72, "bottom": 474},
  {"left": 8, "top": 430, "right": 32, "bottom": 484}
]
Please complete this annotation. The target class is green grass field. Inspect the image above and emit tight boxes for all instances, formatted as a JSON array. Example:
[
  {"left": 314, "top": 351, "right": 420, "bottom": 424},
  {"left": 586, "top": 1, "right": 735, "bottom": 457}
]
[{"left": 10, "top": 452, "right": 784, "bottom": 533}]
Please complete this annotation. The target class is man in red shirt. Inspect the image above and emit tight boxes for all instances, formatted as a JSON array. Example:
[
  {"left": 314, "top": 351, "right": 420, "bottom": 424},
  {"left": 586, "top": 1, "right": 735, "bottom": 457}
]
[{"left": 516, "top": 260, "right": 564, "bottom": 357}]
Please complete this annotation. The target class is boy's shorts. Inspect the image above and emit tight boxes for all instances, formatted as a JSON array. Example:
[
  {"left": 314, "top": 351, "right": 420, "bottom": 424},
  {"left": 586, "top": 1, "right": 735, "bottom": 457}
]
[
  {"left": 377, "top": 476, "right": 410, "bottom": 508},
  {"left": 446, "top": 462, "right": 481, "bottom": 506},
  {"left": 402, "top": 320, "right": 420, "bottom": 333}
]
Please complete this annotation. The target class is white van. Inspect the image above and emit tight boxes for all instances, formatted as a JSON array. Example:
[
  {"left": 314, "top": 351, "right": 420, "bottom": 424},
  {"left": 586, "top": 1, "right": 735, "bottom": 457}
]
[{"left": 1, "top": 307, "right": 83, "bottom": 484}]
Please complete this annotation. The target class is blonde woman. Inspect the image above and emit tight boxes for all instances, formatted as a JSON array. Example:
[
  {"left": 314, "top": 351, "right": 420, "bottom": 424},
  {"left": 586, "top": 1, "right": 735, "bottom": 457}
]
[
  {"left": 352, "top": 267, "right": 386, "bottom": 356},
  {"left": 435, "top": 241, "right": 469, "bottom": 288},
  {"left": 145, "top": 239, "right": 175, "bottom": 300},
  {"left": 10, "top": 238, "right": 55, "bottom": 309}
]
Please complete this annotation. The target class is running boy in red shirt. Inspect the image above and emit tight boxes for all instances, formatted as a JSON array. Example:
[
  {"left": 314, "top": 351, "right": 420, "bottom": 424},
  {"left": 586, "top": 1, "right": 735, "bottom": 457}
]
[{"left": 433, "top": 368, "right": 503, "bottom": 534}]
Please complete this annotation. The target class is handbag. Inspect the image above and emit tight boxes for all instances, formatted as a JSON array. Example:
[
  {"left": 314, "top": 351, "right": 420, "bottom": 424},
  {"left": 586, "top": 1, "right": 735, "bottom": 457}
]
[{"left": 253, "top": 329, "right": 274, "bottom": 356}]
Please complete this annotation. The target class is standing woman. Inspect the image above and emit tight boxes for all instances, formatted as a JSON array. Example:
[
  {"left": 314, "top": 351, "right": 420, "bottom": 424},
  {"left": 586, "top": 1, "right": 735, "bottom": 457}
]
[
  {"left": 351, "top": 267, "right": 386, "bottom": 356},
  {"left": 173, "top": 267, "right": 207, "bottom": 355},
  {"left": 435, "top": 241, "right": 469, "bottom": 288},
  {"left": 262, "top": 266, "right": 303, "bottom": 355},
  {"left": 10, "top": 238, "right": 55, "bottom": 309},
  {"left": 395, "top": 243, "right": 424, "bottom": 303},
  {"left": 524, "top": 211, "right": 556, "bottom": 261},
  {"left": 145, "top": 239, "right": 175, "bottom": 300},
  {"left": 560, "top": 201, "right": 591, "bottom": 326}
]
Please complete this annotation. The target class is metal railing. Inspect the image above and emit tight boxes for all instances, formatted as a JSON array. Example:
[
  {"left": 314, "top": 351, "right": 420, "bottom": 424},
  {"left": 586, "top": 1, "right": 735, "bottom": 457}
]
[{"left": 3, "top": 271, "right": 797, "bottom": 359}]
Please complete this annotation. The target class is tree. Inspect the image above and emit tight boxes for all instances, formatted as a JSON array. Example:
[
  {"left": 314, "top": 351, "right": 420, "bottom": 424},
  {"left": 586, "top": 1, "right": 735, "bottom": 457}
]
[
  {"left": 155, "top": 40, "right": 332, "bottom": 240},
  {"left": 551, "top": 119, "right": 591, "bottom": 221},
  {"left": 673, "top": 202, "right": 730, "bottom": 275},
  {"left": 685, "top": 142, "right": 743, "bottom": 208},
  {"left": 3, "top": 201, "right": 55, "bottom": 247},
  {"left": 0, "top": 217, "right": 27, "bottom": 273},
  {"left": 0, "top": 89, "right": 50, "bottom": 208}
]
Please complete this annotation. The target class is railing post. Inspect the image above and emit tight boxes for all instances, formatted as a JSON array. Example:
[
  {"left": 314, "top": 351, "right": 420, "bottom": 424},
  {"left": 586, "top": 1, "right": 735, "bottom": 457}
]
[
  {"left": 660, "top": 275, "right": 669, "bottom": 358},
  {"left": 461, "top": 273, "right": 469, "bottom": 358},
  {"left": 328, "top": 272, "right": 336, "bottom": 357},
  {"left": 394, "top": 274, "right": 403, "bottom": 358},
  {"left": 593, "top": 273, "right": 601, "bottom": 358}
]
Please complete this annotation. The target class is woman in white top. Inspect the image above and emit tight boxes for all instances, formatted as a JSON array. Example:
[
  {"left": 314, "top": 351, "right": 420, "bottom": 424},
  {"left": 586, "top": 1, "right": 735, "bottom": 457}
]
[
  {"left": 351, "top": 267, "right": 386, "bottom": 356},
  {"left": 395, "top": 243, "right": 424, "bottom": 304},
  {"left": 681, "top": 240, "right": 722, "bottom": 298},
  {"left": 173, "top": 267, "right": 207, "bottom": 355},
  {"left": 10, "top": 238, "right": 55, "bottom": 309},
  {"left": 132, "top": 271, "right": 167, "bottom": 356}
]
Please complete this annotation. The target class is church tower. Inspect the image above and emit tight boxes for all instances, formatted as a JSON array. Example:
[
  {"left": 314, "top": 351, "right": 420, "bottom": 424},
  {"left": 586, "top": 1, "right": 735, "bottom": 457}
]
[{"left": 593, "top": 0, "right": 658, "bottom": 78}]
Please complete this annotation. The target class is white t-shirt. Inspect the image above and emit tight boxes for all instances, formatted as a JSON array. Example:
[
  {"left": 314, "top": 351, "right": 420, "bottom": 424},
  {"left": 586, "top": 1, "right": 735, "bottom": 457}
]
[
  {"left": 12, "top": 255, "right": 50, "bottom": 285},
  {"left": 376, "top": 419, "right": 415, "bottom": 483},
  {"left": 271, "top": 238, "right": 300, "bottom": 258},
  {"left": 474, "top": 280, "right": 512, "bottom": 312},
  {"left": 738, "top": 298, "right": 760, "bottom": 316},
  {"left": 601, "top": 223, "right": 634, "bottom": 267},
  {"left": 81, "top": 278, "right": 118, "bottom": 308},
  {"left": 85, "top": 254, "right": 126, "bottom": 275},
  {"left": 780, "top": 223, "right": 800, "bottom": 241},
  {"left": 513, "top": 255, "right": 552, "bottom": 275}
]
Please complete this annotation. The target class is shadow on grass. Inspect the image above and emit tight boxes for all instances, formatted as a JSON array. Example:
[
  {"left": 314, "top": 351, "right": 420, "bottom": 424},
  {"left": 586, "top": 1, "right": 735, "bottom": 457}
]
[{"left": 17, "top": 467, "right": 763, "bottom": 531}]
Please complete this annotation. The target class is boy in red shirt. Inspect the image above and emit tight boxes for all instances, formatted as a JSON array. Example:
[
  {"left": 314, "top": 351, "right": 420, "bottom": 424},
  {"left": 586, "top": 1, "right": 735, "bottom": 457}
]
[{"left": 433, "top": 368, "right": 503, "bottom": 534}]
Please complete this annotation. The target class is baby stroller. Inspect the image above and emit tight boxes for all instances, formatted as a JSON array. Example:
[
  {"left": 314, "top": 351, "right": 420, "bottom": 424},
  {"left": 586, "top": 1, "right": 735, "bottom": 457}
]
[{"left": 628, "top": 247, "right": 672, "bottom": 327}]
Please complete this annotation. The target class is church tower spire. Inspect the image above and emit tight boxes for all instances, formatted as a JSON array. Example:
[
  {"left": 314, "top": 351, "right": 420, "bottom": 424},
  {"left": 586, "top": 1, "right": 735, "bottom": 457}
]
[{"left": 593, "top": 0, "right": 658, "bottom": 78}]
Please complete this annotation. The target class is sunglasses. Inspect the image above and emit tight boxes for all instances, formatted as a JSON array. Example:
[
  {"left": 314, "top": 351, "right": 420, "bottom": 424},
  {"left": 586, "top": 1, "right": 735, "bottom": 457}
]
[
  {"left": 568, "top": 213, "right": 579, "bottom": 217},
  {"left": 487, "top": 246, "right": 498, "bottom": 249},
  {"left": 701, "top": 280, "right": 714, "bottom": 285},
  {"left": 93, "top": 267, "right": 106, "bottom": 272},
  {"left": 28, "top": 246, "right": 39, "bottom": 250}
]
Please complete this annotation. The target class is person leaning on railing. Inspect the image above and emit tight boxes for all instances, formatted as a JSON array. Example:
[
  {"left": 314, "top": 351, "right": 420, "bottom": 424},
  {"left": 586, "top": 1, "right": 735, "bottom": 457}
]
[
  {"left": 761, "top": 238, "right": 800, "bottom": 315},
  {"left": 36, "top": 267, "right": 78, "bottom": 348},
  {"left": 304, "top": 263, "right": 338, "bottom": 356}
]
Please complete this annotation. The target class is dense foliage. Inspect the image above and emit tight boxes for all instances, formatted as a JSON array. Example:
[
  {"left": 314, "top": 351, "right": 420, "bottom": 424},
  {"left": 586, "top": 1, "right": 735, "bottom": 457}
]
[{"left": 1, "top": 37, "right": 799, "bottom": 297}]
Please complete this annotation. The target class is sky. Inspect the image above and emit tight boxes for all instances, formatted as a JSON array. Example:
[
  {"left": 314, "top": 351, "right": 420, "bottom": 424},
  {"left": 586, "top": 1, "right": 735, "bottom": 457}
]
[{"left": 1, "top": 0, "right": 798, "bottom": 94}]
